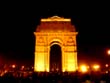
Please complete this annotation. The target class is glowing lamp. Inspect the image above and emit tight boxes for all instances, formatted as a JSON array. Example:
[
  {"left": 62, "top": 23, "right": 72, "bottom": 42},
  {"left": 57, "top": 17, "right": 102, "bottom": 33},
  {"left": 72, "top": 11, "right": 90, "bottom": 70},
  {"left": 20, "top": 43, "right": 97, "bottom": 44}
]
[
  {"left": 80, "top": 65, "right": 88, "bottom": 73},
  {"left": 12, "top": 64, "right": 16, "bottom": 68},
  {"left": 107, "top": 50, "right": 110, "bottom": 55},
  {"left": 93, "top": 64, "right": 100, "bottom": 71},
  {"left": 105, "top": 64, "right": 109, "bottom": 67}
]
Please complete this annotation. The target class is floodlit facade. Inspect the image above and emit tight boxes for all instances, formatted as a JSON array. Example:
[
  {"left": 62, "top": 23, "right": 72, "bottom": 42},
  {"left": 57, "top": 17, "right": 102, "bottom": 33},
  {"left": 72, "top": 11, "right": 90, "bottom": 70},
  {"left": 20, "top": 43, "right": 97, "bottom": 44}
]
[{"left": 34, "top": 16, "right": 78, "bottom": 72}]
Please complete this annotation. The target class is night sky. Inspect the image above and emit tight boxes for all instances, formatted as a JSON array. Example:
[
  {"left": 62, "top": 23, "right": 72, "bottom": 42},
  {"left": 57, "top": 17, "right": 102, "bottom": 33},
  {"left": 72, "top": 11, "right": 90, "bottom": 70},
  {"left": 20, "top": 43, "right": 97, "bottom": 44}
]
[{"left": 0, "top": 1, "right": 110, "bottom": 66}]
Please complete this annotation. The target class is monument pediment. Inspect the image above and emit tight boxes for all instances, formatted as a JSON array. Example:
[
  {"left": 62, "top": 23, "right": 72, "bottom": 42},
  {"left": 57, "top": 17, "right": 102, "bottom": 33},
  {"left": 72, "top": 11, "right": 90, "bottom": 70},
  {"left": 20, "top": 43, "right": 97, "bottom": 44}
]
[
  {"left": 36, "top": 16, "right": 75, "bottom": 32},
  {"left": 41, "top": 16, "right": 71, "bottom": 22}
]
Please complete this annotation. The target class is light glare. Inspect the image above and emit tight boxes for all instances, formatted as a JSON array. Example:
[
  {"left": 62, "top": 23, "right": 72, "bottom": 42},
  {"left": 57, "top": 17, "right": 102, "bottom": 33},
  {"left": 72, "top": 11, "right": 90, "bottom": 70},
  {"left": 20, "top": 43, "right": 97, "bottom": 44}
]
[{"left": 80, "top": 65, "right": 88, "bottom": 73}]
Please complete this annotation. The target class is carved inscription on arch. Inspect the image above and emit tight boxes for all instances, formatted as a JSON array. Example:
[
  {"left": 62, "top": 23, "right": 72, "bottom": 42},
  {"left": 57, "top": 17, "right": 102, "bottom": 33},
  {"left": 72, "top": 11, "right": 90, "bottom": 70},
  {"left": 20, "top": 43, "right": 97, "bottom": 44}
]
[{"left": 66, "top": 37, "right": 75, "bottom": 46}]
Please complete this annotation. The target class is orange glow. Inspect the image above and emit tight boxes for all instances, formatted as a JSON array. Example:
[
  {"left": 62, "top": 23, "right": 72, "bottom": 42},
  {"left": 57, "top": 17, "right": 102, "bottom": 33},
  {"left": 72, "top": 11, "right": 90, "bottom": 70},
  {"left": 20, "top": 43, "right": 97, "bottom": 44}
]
[
  {"left": 34, "top": 53, "right": 46, "bottom": 72},
  {"left": 22, "top": 66, "right": 24, "bottom": 68},
  {"left": 106, "top": 71, "right": 108, "bottom": 73},
  {"left": 36, "top": 64, "right": 44, "bottom": 71},
  {"left": 34, "top": 16, "right": 78, "bottom": 72},
  {"left": 93, "top": 64, "right": 100, "bottom": 71},
  {"left": 79, "top": 65, "right": 88, "bottom": 73},
  {"left": 67, "top": 65, "right": 76, "bottom": 72},
  {"left": 105, "top": 64, "right": 109, "bottom": 67},
  {"left": 107, "top": 49, "right": 110, "bottom": 55},
  {"left": 21, "top": 66, "right": 24, "bottom": 70},
  {"left": 62, "top": 69, "right": 65, "bottom": 72},
  {"left": 46, "top": 68, "right": 49, "bottom": 72},
  {"left": 65, "top": 53, "right": 76, "bottom": 72},
  {"left": 12, "top": 65, "right": 16, "bottom": 68},
  {"left": 41, "top": 16, "right": 71, "bottom": 22}
]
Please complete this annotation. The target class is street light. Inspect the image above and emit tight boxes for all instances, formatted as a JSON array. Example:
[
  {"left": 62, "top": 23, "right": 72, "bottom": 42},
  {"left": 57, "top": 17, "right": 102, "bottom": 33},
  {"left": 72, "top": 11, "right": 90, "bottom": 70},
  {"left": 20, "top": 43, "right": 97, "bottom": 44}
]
[
  {"left": 93, "top": 64, "right": 100, "bottom": 71},
  {"left": 105, "top": 64, "right": 109, "bottom": 67},
  {"left": 12, "top": 64, "right": 16, "bottom": 68},
  {"left": 107, "top": 49, "right": 110, "bottom": 56},
  {"left": 79, "top": 65, "right": 89, "bottom": 73}
]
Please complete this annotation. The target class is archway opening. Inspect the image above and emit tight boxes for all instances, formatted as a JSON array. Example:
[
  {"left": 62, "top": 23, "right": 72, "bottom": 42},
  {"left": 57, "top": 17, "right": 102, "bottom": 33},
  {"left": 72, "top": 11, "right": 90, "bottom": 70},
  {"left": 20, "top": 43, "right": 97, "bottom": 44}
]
[{"left": 50, "top": 44, "right": 62, "bottom": 72}]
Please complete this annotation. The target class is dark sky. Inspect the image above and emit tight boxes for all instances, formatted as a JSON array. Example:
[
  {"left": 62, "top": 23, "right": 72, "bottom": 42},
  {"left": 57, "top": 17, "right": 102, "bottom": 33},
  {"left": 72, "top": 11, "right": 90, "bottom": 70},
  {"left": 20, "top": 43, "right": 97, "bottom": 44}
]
[{"left": 0, "top": 1, "right": 110, "bottom": 65}]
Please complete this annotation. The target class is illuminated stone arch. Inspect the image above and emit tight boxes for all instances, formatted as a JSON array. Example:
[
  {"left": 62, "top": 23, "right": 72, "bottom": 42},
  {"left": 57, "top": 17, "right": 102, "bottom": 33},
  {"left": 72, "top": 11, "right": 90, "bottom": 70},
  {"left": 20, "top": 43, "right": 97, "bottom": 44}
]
[{"left": 34, "top": 16, "right": 78, "bottom": 72}]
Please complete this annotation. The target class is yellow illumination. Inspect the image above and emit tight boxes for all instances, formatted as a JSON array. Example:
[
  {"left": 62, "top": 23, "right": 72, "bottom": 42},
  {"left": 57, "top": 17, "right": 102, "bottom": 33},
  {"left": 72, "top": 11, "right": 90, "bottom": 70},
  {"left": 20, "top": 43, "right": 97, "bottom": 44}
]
[
  {"left": 67, "top": 65, "right": 76, "bottom": 72},
  {"left": 34, "top": 63, "right": 45, "bottom": 72},
  {"left": 46, "top": 68, "right": 49, "bottom": 72},
  {"left": 34, "top": 16, "right": 78, "bottom": 72},
  {"left": 63, "top": 53, "right": 77, "bottom": 72},
  {"left": 62, "top": 69, "right": 65, "bottom": 72},
  {"left": 34, "top": 53, "right": 46, "bottom": 72},
  {"left": 93, "top": 65, "right": 100, "bottom": 71},
  {"left": 79, "top": 65, "right": 88, "bottom": 73},
  {"left": 41, "top": 16, "right": 71, "bottom": 22},
  {"left": 37, "top": 64, "right": 44, "bottom": 71}
]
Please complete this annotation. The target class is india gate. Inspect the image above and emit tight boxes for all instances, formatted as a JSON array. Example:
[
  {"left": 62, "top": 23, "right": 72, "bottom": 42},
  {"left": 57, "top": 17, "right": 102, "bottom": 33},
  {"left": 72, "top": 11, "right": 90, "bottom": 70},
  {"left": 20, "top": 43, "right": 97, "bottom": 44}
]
[{"left": 34, "top": 16, "right": 78, "bottom": 72}]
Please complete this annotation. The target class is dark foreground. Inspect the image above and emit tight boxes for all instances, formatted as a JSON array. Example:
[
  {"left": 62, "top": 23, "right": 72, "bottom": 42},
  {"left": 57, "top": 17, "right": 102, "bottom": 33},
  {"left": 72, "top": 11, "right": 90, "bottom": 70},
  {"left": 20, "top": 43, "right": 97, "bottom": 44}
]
[{"left": 0, "top": 71, "right": 110, "bottom": 83}]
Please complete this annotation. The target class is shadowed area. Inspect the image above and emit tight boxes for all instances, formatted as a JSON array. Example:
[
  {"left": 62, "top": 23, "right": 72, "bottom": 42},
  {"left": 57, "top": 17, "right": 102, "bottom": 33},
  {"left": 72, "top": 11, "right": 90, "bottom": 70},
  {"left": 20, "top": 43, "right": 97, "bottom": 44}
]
[{"left": 50, "top": 44, "right": 62, "bottom": 72}]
